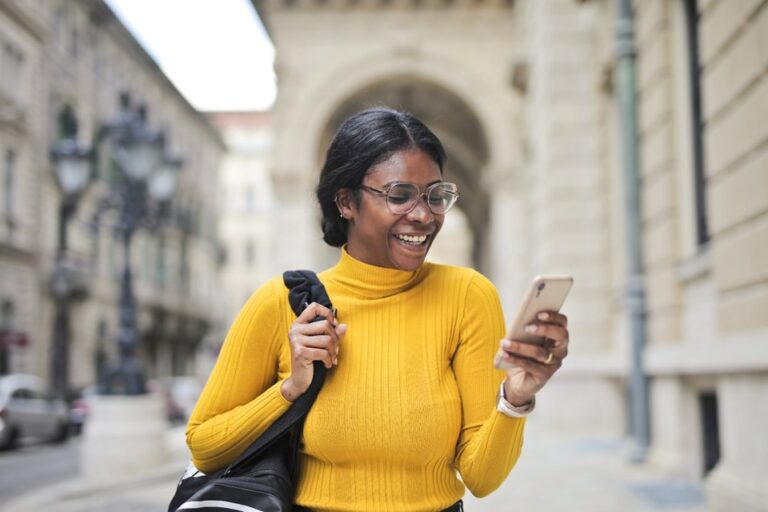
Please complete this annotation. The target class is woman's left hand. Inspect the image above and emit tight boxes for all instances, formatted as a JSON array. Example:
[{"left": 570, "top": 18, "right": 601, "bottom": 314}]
[{"left": 496, "top": 311, "right": 569, "bottom": 406}]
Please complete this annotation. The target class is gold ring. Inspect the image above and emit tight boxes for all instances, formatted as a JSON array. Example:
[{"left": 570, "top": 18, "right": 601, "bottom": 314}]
[{"left": 545, "top": 352, "right": 554, "bottom": 365}]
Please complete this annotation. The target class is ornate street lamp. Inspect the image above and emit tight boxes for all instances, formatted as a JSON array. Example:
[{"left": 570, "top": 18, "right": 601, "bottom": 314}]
[
  {"left": 97, "top": 93, "right": 181, "bottom": 395},
  {"left": 80, "top": 93, "right": 183, "bottom": 483},
  {"left": 49, "top": 107, "right": 93, "bottom": 396}
]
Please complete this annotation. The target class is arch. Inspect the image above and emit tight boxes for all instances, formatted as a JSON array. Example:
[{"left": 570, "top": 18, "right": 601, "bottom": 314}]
[{"left": 274, "top": 48, "right": 520, "bottom": 177}]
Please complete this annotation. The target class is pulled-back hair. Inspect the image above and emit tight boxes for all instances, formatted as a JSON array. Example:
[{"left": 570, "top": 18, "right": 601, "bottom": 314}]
[{"left": 316, "top": 107, "right": 446, "bottom": 247}]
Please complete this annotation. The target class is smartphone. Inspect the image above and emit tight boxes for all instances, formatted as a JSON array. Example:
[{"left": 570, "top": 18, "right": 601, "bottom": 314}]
[{"left": 494, "top": 275, "right": 573, "bottom": 369}]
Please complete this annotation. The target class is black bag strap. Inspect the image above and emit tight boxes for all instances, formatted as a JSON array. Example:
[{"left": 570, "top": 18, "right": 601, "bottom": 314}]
[{"left": 223, "top": 270, "right": 332, "bottom": 476}]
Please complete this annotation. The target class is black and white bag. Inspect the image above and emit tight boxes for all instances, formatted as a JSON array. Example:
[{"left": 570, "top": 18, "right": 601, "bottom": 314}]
[{"left": 168, "top": 270, "right": 333, "bottom": 512}]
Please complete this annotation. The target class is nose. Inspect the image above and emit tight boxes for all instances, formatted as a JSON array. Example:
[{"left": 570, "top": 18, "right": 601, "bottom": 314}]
[{"left": 405, "top": 195, "right": 435, "bottom": 223}]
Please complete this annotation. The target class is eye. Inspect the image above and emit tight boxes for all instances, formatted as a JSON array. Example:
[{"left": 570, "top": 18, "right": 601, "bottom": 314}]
[
  {"left": 427, "top": 194, "right": 445, "bottom": 206},
  {"left": 387, "top": 185, "right": 415, "bottom": 204}
]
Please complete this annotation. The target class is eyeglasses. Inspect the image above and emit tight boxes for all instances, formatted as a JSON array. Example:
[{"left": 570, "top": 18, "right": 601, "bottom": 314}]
[{"left": 358, "top": 181, "right": 460, "bottom": 215}]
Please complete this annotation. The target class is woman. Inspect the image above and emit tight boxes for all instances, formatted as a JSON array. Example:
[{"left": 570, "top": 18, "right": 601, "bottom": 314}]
[{"left": 186, "top": 108, "right": 569, "bottom": 511}]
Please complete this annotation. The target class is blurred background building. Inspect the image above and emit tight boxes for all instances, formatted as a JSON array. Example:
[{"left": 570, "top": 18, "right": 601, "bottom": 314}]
[
  {"left": 207, "top": 111, "right": 275, "bottom": 322},
  {"left": 0, "top": 0, "right": 765, "bottom": 509},
  {"left": 0, "top": 0, "right": 226, "bottom": 390}
]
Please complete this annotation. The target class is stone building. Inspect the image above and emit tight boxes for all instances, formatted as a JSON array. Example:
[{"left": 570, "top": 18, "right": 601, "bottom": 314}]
[
  {"left": 252, "top": 0, "right": 767, "bottom": 509},
  {"left": 0, "top": 0, "right": 225, "bottom": 390},
  {"left": 208, "top": 111, "right": 276, "bottom": 322}
]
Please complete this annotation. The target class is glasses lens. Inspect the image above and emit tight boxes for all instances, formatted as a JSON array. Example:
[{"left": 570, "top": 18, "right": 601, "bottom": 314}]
[
  {"left": 426, "top": 183, "right": 459, "bottom": 214},
  {"left": 383, "top": 182, "right": 459, "bottom": 214},
  {"left": 385, "top": 183, "right": 419, "bottom": 214}
]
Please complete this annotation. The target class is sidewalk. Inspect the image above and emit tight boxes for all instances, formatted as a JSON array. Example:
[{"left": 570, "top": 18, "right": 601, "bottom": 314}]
[
  {"left": 463, "top": 420, "right": 708, "bottom": 511},
  {"left": 3, "top": 422, "right": 708, "bottom": 511}
]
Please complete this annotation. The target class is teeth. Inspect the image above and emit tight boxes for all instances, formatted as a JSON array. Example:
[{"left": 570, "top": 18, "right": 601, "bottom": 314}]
[{"left": 396, "top": 234, "right": 427, "bottom": 244}]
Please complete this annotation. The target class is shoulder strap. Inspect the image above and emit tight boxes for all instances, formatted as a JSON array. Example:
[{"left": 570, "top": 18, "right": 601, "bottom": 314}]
[{"left": 224, "top": 270, "right": 332, "bottom": 475}]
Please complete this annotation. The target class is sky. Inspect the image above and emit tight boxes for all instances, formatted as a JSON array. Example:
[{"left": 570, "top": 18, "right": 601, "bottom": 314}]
[{"left": 105, "top": 0, "right": 276, "bottom": 112}]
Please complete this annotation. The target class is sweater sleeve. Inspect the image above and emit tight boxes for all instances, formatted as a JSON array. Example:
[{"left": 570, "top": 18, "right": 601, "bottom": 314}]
[
  {"left": 186, "top": 276, "right": 293, "bottom": 474},
  {"left": 452, "top": 271, "right": 526, "bottom": 497}
]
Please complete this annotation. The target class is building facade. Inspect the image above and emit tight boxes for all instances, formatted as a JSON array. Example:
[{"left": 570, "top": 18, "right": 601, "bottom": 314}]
[
  {"left": 0, "top": 0, "right": 226, "bottom": 391},
  {"left": 252, "top": 0, "right": 767, "bottom": 509},
  {"left": 208, "top": 111, "right": 275, "bottom": 324}
]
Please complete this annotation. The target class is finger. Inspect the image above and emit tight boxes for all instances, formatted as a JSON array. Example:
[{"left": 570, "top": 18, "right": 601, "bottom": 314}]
[
  {"left": 501, "top": 339, "right": 550, "bottom": 364},
  {"left": 334, "top": 324, "right": 347, "bottom": 358},
  {"left": 295, "top": 346, "right": 335, "bottom": 369},
  {"left": 536, "top": 311, "right": 567, "bottom": 328},
  {"left": 297, "top": 302, "right": 337, "bottom": 325},
  {"left": 525, "top": 323, "right": 568, "bottom": 348},
  {"left": 296, "top": 318, "right": 339, "bottom": 340},
  {"left": 501, "top": 351, "right": 561, "bottom": 374},
  {"left": 297, "top": 334, "right": 334, "bottom": 350}
]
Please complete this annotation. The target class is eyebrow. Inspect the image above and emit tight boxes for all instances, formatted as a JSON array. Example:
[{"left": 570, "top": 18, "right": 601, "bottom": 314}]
[{"left": 379, "top": 179, "right": 443, "bottom": 188}]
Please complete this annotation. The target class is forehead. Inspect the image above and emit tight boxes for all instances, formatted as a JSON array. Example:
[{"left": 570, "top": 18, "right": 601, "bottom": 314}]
[{"left": 366, "top": 149, "right": 442, "bottom": 185}]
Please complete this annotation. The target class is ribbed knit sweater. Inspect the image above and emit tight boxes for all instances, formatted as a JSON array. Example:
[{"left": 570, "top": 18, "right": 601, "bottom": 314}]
[{"left": 187, "top": 248, "right": 526, "bottom": 512}]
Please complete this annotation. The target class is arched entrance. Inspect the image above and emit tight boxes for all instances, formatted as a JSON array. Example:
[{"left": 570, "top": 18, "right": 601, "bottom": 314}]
[{"left": 318, "top": 78, "right": 491, "bottom": 270}]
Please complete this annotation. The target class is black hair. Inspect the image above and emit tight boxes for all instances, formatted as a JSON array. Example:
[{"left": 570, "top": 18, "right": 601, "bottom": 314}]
[{"left": 316, "top": 107, "right": 447, "bottom": 247}]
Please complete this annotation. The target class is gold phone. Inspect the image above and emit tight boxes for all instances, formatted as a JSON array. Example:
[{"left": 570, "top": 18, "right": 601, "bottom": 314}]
[{"left": 494, "top": 275, "right": 573, "bottom": 369}]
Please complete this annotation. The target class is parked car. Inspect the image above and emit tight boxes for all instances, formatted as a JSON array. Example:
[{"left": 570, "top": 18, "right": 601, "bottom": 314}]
[
  {"left": 0, "top": 374, "right": 70, "bottom": 449},
  {"left": 148, "top": 376, "right": 203, "bottom": 424},
  {"left": 67, "top": 385, "right": 98, "bottom": 435}
]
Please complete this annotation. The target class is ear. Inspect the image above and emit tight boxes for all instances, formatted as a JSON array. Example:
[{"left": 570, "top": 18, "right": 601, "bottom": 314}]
[{"left": 335, "top": 188, "right": 356, "bottom": 220}]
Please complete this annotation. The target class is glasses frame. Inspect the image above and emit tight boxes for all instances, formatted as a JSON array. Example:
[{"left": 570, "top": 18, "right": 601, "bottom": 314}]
[{"left": 358, "top": 181, "right": 460, "bottom": 215}]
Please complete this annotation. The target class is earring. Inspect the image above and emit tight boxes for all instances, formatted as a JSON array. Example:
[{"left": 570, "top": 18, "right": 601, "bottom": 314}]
[{"left": 334, "top": 195, "right": 345, "bottom": 219}]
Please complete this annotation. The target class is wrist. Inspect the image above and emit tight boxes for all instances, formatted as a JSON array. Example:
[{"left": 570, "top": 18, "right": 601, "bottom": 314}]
[
  {"left": 497, "top": 381, "right": 536, "bottom": 418},
  {"left": 280, "top": 378, "right": 304, "bottom": 402},
  {"left": 503, "top": 381, "right": 534, "bottom": 408}
]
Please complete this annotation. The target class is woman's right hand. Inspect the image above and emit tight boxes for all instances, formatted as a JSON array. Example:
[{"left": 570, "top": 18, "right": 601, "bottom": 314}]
[{"left": 281, "top": 302, "right": 347, "bottom": 402}]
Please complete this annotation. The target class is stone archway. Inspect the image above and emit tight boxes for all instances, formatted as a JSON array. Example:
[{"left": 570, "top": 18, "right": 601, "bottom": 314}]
[{"left": 318, "top": 78, "right": 491, "bottom": 269}]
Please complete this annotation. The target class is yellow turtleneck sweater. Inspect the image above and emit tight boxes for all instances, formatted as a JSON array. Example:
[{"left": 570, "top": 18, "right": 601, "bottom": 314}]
[{"left": 187, "top": 248, "right": 525, "bottom": 512}]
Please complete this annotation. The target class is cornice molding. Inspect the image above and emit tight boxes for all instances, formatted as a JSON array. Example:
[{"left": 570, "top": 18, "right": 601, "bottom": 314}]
[
  {"left": 256, "top": 0, "right": 514, "bottom": 13},
  {"left": 0, "top": 0, "right": 45, "bottom": 41}
]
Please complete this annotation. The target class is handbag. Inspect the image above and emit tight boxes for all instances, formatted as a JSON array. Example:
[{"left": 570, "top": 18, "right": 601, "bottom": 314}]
[{"left": 168, "top": 270, "right": 334, "bottom": 512}]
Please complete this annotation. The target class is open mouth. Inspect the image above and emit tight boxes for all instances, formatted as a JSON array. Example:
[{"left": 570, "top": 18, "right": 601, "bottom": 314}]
[{"left": 394, "top": 233, "right": 429, "bottom": 247}]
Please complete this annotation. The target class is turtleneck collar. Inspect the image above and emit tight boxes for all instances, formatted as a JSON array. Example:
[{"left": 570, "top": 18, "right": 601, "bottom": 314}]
[{"left": 325, "top": 246, "right": 427, "bottom": 299}]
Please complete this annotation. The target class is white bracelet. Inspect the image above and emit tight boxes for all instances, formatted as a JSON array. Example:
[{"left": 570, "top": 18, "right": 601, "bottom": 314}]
[{"left": 496, "top": 382, "right": 536, "bottom": 418}]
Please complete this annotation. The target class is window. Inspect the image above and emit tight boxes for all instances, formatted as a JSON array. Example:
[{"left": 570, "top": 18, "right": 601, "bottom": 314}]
[
  {"left": 3, "top": 149, "right": 16, "bottom": 222},
  {"left": 0, "top": 299, "right": 13, "bottom": 375},
  {"left": 683, "top": 0, "right": 709, "bottom": 246},
  {"left": 1, "top": 43, "right": 25, "bottom": 104},
  {"left": 0, "top": 299, "right": 12, "bottom": 330},
  {"left": 155, "top": 235, "right": 167, "bottom": 289},
  {"left": 699, "top": 392, "right": 720, "bottom": 474}
]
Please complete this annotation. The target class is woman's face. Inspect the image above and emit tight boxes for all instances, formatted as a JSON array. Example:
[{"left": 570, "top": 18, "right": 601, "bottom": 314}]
[{"left": 341, "top": 148, "right": 444, "bottom": 271}]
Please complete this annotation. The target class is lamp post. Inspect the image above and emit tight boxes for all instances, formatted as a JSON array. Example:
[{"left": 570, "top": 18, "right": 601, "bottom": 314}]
[
  {"left": 49, "top": 109, "right": 93, "bottom": 396},
  {"left": 98, "top": 93, "right": 181, "bottom": 395},
  {"left": 80, "top": 93, "right": 182, "bottom": 483}
]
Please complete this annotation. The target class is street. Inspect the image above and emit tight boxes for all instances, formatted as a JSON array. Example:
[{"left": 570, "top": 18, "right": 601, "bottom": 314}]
[
  {"left": 0, "top": 437, "right": 80, "bottom": 502},
  {"left": 0, "top": 423, "right": 710, "bottom": 511}
]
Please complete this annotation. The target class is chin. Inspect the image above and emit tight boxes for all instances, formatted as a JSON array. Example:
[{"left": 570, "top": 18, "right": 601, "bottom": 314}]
[{"left": 388, "top": 245, "right": 432, "bottom": 271}]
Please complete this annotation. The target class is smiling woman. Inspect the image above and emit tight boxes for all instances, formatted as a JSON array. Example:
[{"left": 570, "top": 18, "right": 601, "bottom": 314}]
[{"left": 185, "top": 108, "right": 571, "bottom": 512}]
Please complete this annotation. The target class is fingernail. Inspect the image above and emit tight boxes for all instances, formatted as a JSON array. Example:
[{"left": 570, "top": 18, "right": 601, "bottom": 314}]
[
  {"left": 338, "top": 324, "right": 347, "bottom": 334},
  {"left": 333, "top": 357, "right": 338, "bottom": 365},
  {"left": 538, "top": 312, "right": 549, "bottom": 320},
  {"left": 525, "top": 325, "right": 537, "bottom": 333},
  {"left": 502, "top": 340, "right": 512, "bottom": 349}
]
